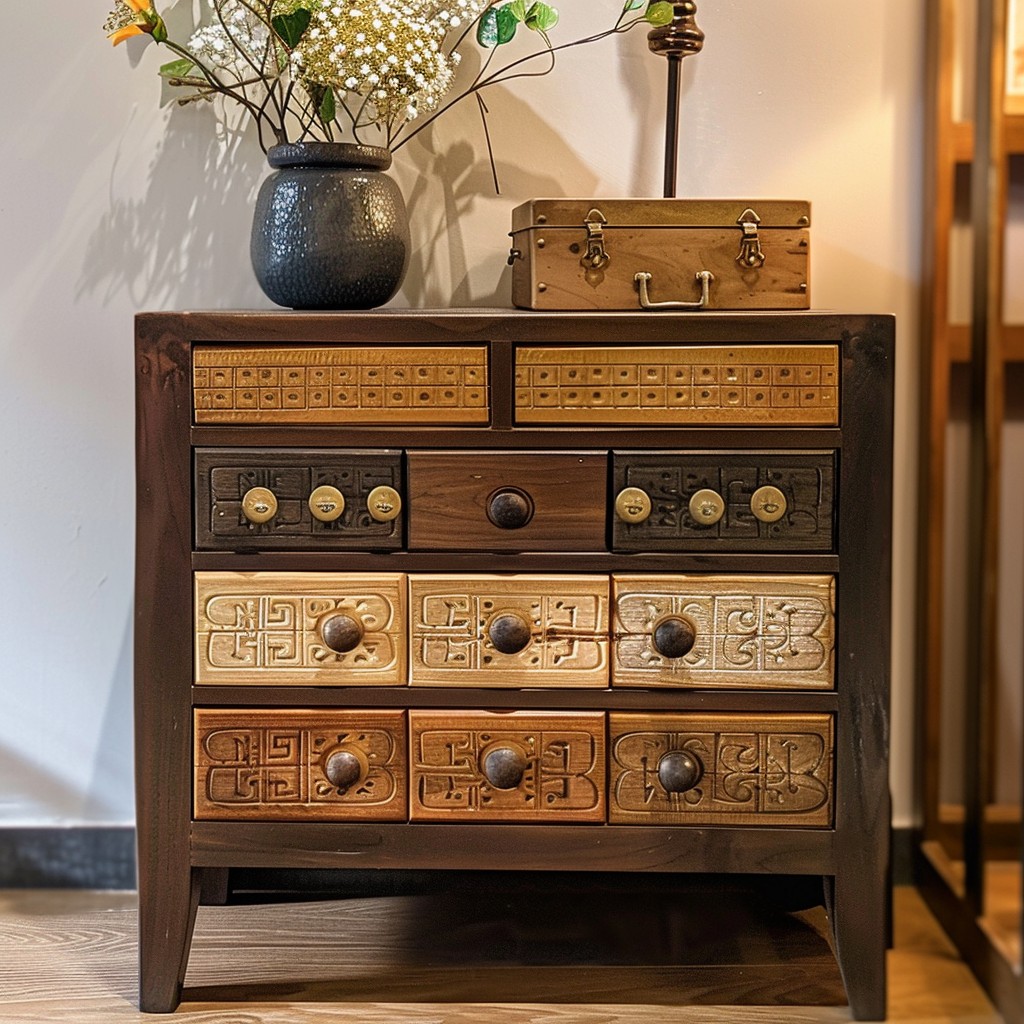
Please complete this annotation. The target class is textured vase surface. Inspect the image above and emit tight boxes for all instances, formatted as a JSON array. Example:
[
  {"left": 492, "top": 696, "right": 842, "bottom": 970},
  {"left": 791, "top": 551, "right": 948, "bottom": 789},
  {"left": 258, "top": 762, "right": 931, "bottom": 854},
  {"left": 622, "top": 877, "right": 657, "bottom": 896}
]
[{"left": 251, "top": 142, "right": 410, "bottom": 310}]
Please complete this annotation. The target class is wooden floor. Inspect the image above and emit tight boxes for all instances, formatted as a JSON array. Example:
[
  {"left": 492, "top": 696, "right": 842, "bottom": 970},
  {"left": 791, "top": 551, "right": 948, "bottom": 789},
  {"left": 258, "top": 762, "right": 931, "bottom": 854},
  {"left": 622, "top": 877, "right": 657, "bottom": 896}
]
[{"left": 0, "top": 884, "right": 1004, "bottom": 1023}]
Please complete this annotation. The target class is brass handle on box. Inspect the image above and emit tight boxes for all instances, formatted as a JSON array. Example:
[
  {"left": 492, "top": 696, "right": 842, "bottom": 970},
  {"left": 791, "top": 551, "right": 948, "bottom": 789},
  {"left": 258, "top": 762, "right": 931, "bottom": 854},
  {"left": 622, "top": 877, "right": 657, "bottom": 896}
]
[{"left": 634, "top": 269, "right": 713, "bottom": 310}]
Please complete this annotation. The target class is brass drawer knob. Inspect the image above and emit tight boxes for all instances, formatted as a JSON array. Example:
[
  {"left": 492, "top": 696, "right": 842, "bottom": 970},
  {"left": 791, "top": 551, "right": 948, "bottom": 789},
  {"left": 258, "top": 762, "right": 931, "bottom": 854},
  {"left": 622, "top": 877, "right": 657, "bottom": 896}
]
[
  {"left": 658, "top": 750, "right": 703, "bottom": 793},
  {"left": 241, "top": 486, "right": 278, "bottom": 524},
  {"left": 481, "top": 744, "right": 528, "bottom": 790},
  {"left": 652, "top": 615, "right": 697, "bottom": 659},
  {"left": 320, "top": 613, "right": 364, "bottom": 653},
  {"left": 751, "top": 484, "right": 787, "bottom": 523},
  {"left": 688, "top": 488, "right": 725, "bottom": 526},
  {"left": 308, "top": 485, "right": 345, "bottom": 522},
  {"left": 614, "top": 486, "right": 652, "bottom": 524},
  {"left": 367, "top": 485, "right": 402, "bottom": 522},
  {"left": 487, "top": 612, "right": 532, "bottom": 654},
  {"left": 487, "top": 488, "right": 534, "bottom": 529},
  {"left": 323, "top": 746, "right": 367, "bottom": 790}
]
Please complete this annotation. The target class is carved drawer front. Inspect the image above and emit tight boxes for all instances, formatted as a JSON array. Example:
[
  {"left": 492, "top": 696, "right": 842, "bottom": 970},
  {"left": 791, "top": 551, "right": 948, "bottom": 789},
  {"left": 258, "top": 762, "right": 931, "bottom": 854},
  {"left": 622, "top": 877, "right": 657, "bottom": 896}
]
[
  {"left": 193, "top": 345, "right": 488, "bottom": 424},
  {"left": 515, "top": 346, "right": 838, "bottom": 426},
  {"left": 608, "top": 712, "right": 834, "bottom": 826},
  {"left": 194, "top": 449, "right": 404, "bottom": 550},
  {"left": 193, "top": 709, "right": 407, "bottom": 821},
  {"left": 611, "top": 451, "right": 834, "bottom": 551},
  {"left": 612, "top": 575, "right": 835, "bottom": 690},
  {"left": 409, "top": 710, "right": 606, "bottom": 822},
  {"left": 408, "top": 575, "right": 609, "bottom": 688},
  {"left": 406, "top": 452, "right": 607, "bottom": 551},
  {"left": 194, "top": 572, "right": 406, "bottom": 686}
]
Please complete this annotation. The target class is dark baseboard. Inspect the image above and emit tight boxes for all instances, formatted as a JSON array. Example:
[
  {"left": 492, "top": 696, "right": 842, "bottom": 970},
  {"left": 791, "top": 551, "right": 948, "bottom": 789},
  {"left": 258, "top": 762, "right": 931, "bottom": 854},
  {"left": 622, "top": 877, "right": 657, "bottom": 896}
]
[{"left": 0, "top": 826, "right": 917, "bottom": 891}]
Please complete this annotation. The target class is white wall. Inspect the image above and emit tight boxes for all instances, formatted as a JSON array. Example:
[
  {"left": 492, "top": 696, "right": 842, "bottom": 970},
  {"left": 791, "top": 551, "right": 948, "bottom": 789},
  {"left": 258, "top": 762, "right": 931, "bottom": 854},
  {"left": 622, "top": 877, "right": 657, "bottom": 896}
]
[{"left": 0, "top": 0, "right": 924, "bottom": 826}]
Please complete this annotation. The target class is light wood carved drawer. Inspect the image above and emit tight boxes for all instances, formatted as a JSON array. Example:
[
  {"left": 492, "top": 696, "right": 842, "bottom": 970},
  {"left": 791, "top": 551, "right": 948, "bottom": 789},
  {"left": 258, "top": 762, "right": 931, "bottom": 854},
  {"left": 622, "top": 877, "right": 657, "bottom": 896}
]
[
  {"left": 193, "top": 709, "right": 407, "bottom": 821},
  {"left": 194, "top": 449, "right": 404, "bottom": 550},
  {"left": 193, "top": 345, "right": 488, "bottom": 424},
  {"left": 611, "top": 575, "right": 835, "bottom": 690},
  {"left": 193, "top": 572, "right": 406, "bottom": 686},
  {"left": 514, "top": 346, "right": 839, "bottom": 426},
  {"left": 408, "top": 575, "right": 609, "bottom": 688},
  {"left": 608, "top": 712, "right": 834, "bottom": 826},
  {"left": 409, "top": 710, "right": 606, "bottom": 822},
  {"left": 611, "top": 451, "right": 834, "bottom": 552},
  {"left": 406, "top": 451, "right": 607, "bottom": 551}
]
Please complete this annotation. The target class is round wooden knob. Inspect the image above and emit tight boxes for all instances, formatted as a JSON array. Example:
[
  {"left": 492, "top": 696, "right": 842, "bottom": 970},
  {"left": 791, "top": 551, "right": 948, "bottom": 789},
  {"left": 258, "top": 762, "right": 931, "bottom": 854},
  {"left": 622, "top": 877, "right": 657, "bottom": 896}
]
[
  {"left": 367, "top": 485, "right": 402, "bottom": 522},
  {"left": 308, "top": 485, "right": 345, "bottom": 523},
  {"left": 657, "top": 750, "right": 703, "bottom": 793},
  {"left": 323, "top": 747, "right": 365, "bottom": 789},
  {"left": 320, "top": 613, "right": 364, "bottom": 653},
  {"left": 615, "top": 486, "right": 652, "bottom": 524},
  {"left": 487, "top": 488, "right": 534, "bottom": 529},
  {"left": 751, "top": 485, "right": 787, "bottom": 524},
  {"left": 688, "top": 488, "right": 724, "bottom": 526},
  {"left": 652, "top": 615, "right": 697, "bottom": 659},
  {"left": 481, "top": 745, "right": 528, "bottom": 789},
  {"left": 488, "top": 612, "right": 532, "bottom": 654},
  {"left": 241, "top": 486, "right": 278, "bottom": 524}
]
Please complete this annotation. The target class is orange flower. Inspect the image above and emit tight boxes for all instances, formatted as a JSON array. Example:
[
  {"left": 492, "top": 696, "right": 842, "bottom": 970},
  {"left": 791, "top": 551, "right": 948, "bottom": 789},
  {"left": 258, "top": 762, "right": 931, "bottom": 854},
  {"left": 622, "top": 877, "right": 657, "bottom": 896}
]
[{"left": 104, "top": 0, "right": 167, "bottom": 46}]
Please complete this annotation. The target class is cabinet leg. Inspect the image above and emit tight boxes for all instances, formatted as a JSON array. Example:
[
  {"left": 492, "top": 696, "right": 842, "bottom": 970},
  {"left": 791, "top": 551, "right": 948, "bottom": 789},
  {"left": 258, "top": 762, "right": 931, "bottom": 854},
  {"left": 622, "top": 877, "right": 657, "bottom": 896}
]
[
  {"left": 138, "top": 866, "right": 201, "bottom": 1012},
  {"left": 199, "top": 867, "right": 231, "bottom": 906},
  {"left": 829, "top": 873, "right": 888, "bottom": 1021}
]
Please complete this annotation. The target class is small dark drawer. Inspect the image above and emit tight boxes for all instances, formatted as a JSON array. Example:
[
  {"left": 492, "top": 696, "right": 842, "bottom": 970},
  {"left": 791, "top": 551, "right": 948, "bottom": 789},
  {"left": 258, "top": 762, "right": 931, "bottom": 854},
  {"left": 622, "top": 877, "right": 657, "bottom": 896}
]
[
  {"left": 611, "top": 451, "right": 834, "bottom": 552},
  {"left": 195, "top": 448, "right": 403, "bottom": 550}
]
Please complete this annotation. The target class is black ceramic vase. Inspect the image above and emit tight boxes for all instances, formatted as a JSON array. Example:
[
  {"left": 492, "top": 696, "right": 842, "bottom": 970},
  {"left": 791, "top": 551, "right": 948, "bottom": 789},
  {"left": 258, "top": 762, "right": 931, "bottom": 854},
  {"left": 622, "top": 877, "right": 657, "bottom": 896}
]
[{"left": 250, "top": 142, "right": 410, "bottom": 310}]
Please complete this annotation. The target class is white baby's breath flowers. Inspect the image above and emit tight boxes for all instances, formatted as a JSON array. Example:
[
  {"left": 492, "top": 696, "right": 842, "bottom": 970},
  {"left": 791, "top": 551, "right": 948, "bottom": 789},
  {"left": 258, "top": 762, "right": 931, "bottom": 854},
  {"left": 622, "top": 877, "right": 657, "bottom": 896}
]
[{"left": 186, "top": 0, "right": 271, "bottom": 76}]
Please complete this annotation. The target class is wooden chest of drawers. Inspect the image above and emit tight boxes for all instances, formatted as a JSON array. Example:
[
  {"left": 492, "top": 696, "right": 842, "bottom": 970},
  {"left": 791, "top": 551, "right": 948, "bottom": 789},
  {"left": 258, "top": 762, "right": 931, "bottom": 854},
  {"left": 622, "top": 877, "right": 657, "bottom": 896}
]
[{"left": 134, "top": 310, "right": 893, "bottom": 1018}]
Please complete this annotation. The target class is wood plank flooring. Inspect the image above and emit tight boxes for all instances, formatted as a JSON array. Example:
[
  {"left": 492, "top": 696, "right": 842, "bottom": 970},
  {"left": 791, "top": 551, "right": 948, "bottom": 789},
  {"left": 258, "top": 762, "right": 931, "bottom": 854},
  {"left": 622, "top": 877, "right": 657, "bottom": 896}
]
[{"left": 0, "top": 885, "right": 1003, "bottom": 1023}]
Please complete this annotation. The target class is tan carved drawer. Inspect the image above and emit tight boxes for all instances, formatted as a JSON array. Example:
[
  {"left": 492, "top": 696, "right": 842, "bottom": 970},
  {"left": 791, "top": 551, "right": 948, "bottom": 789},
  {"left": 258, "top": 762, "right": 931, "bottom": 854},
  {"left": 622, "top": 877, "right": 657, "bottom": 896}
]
[
  {"left": 193, "top": 345, "right": 488, "bottom": 425},
  {"left": 194, "top": 572, "right": 406, "bottom": 686},
  {"left": 612, "top": 575, "right": 835, "bottom": 690},
  {"left": 514, "top": 346, "right": 839, "bottom": 426},
  {"left": 406, "top": 451, "right": 607, "bottom": 551},
  {"left": 408, "top": 575, "right": 609, "bottom": 687},
  {"left": 608, "top": 712, "right": 834, "bottom": 826},
  {"left": 193, "top": 709, "right": 407, "bottom": 821},
  {"left": 409, "top": 710, "right": 606, "bottom": 822}
]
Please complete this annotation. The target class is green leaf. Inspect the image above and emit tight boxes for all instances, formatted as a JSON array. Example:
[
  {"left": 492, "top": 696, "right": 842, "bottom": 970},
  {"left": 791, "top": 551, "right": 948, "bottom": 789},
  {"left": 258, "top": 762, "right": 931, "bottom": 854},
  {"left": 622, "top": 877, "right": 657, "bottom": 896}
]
[
  {"left": 525, "top": 1, "right": 558, "bottom": 31},
  {"left": 622, "top": 0, "right": 644, "bottom": 9},
  {"left": 476, "top": 7, "right": 499, "bottom": 47},
  {"left": 496, "top": 4, "right": 519, "bottom": 43},
  {"left": 319, "top": 87, "right": 336, "bottom": 123},
  {"left": 159, "top": 57, "right": 195, "bottom": 79},
  {"left": 271, "top": 8, "right": 311, "bottom": 48},
  {"left": 507, "top": 0, "right": 527, "bottom": 21},
  {"left": 644, "top": 0, "right": 673, "bottom": 25}
]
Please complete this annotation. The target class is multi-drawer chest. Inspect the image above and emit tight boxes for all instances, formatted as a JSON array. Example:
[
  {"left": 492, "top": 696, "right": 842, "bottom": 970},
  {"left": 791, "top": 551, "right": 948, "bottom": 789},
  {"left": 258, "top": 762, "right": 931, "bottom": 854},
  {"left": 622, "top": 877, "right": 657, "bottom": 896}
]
[{"left": 134, "top": 310, "right": 893, "bottom": 1018}]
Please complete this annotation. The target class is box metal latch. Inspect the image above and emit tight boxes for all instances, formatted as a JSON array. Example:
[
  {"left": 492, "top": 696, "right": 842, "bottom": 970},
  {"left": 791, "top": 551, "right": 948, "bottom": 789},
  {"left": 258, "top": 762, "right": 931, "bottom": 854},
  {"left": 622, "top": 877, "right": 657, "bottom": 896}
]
[
  {"left": 736, "top": 208, "right": 766, "bottom": 268},
  {"left": 581, "top": 207, "right": 610, "bottom": 270}
]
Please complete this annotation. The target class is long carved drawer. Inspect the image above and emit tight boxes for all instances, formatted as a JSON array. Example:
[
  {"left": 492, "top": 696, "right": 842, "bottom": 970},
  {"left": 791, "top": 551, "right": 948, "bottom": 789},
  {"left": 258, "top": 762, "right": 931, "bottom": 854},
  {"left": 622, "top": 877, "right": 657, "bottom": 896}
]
[
  {"left": 194, "top": 572, "right": 406, "bottom": 686},
  {"left": 608, "top": 712, "right": 833, "bottom": 826},
  {"left": 193, "top": 709, "right": 407, "bottom": 820},
  {"left": 408, "top": 575, "right": 609, "bottom": 687},
  {"left": 194, "top": 449, "right": 404, "bottom": 550},
  {"left": 409, "top": 711, "right": 606, "bottom": 822},
  {"left": 611, "top": 451, "right": 834, "bottom": 551},
  {"left": 406, "top": 451, "right": 607, "bottom": 551},
  {"left": 515, "top": 346, "right": 839, "bottom": 426},
  {"left": 612, "top": 575, "right": 835, "bottom": 690},
  {"left": 193, "top": 346, "right": 488, "bottom": 424}
]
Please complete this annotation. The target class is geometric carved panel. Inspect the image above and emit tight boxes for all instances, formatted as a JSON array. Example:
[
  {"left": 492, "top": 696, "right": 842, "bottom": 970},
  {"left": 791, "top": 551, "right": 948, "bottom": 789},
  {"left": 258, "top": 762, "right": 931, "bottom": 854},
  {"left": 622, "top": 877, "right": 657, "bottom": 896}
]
[
  {"left": 409, "top": 710, "right": 606, "bottom": 822},
  {"left": 515, "top": 346, "right": 838, "bottom": 425},
  {"left": 193, "top": 346, "right": 488, "bottom": 424},
  {"left": 194, "top": 572, "right": 406, "bottom": 686},
  {"left": 408, "top": 575, "right": 609, "bottom": 687},
  {"left": 611, "top": 452, "right": 835, "bottom": 552},
  {"left": 608, "top": 712, "right": 833, "bottom": 826},
  {"left": 612, "top": 575, "right": 835, "bottom": 690},
  {"left": 193, "top": 709, "right": 407, "bottom": 820}
]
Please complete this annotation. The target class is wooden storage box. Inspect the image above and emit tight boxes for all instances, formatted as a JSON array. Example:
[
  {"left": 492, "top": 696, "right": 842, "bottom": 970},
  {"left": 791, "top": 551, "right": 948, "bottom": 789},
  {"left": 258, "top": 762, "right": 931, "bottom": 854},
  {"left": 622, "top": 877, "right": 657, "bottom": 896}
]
[{"left": 508, "top": 199, "right": 810, "bottom": 311}]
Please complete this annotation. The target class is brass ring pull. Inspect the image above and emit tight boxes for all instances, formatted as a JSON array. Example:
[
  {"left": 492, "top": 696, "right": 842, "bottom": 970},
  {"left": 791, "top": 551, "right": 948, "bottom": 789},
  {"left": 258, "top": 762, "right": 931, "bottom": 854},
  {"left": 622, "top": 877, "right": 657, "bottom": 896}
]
[{"left": 634, "top": 269, "right": 713, "bottom": 310}]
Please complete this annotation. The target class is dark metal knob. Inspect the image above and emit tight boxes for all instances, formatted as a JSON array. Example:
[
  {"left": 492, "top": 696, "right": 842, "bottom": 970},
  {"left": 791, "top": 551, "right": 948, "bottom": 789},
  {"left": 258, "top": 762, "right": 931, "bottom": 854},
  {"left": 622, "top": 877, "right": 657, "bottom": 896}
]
[
  {"left": 488, "top": 612, "right": 532, "bottom": 654},
  {"left": 482, "top": 745, "right": 528, "bottom": 789},
  {"left": 324, "top": 748, "right": 364, "bottom": 789},
  {"left": 652, "top": 615, "right": 697, "bottom": 659},
  {"left": 487, "top": 488, "right": 534, "bottom": 529},
  {"left": 320, "top": 613, "right": 364, "bottom": 653},
  {"left": 657, "top": 750, "right": 702, "bottom": 793}
]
